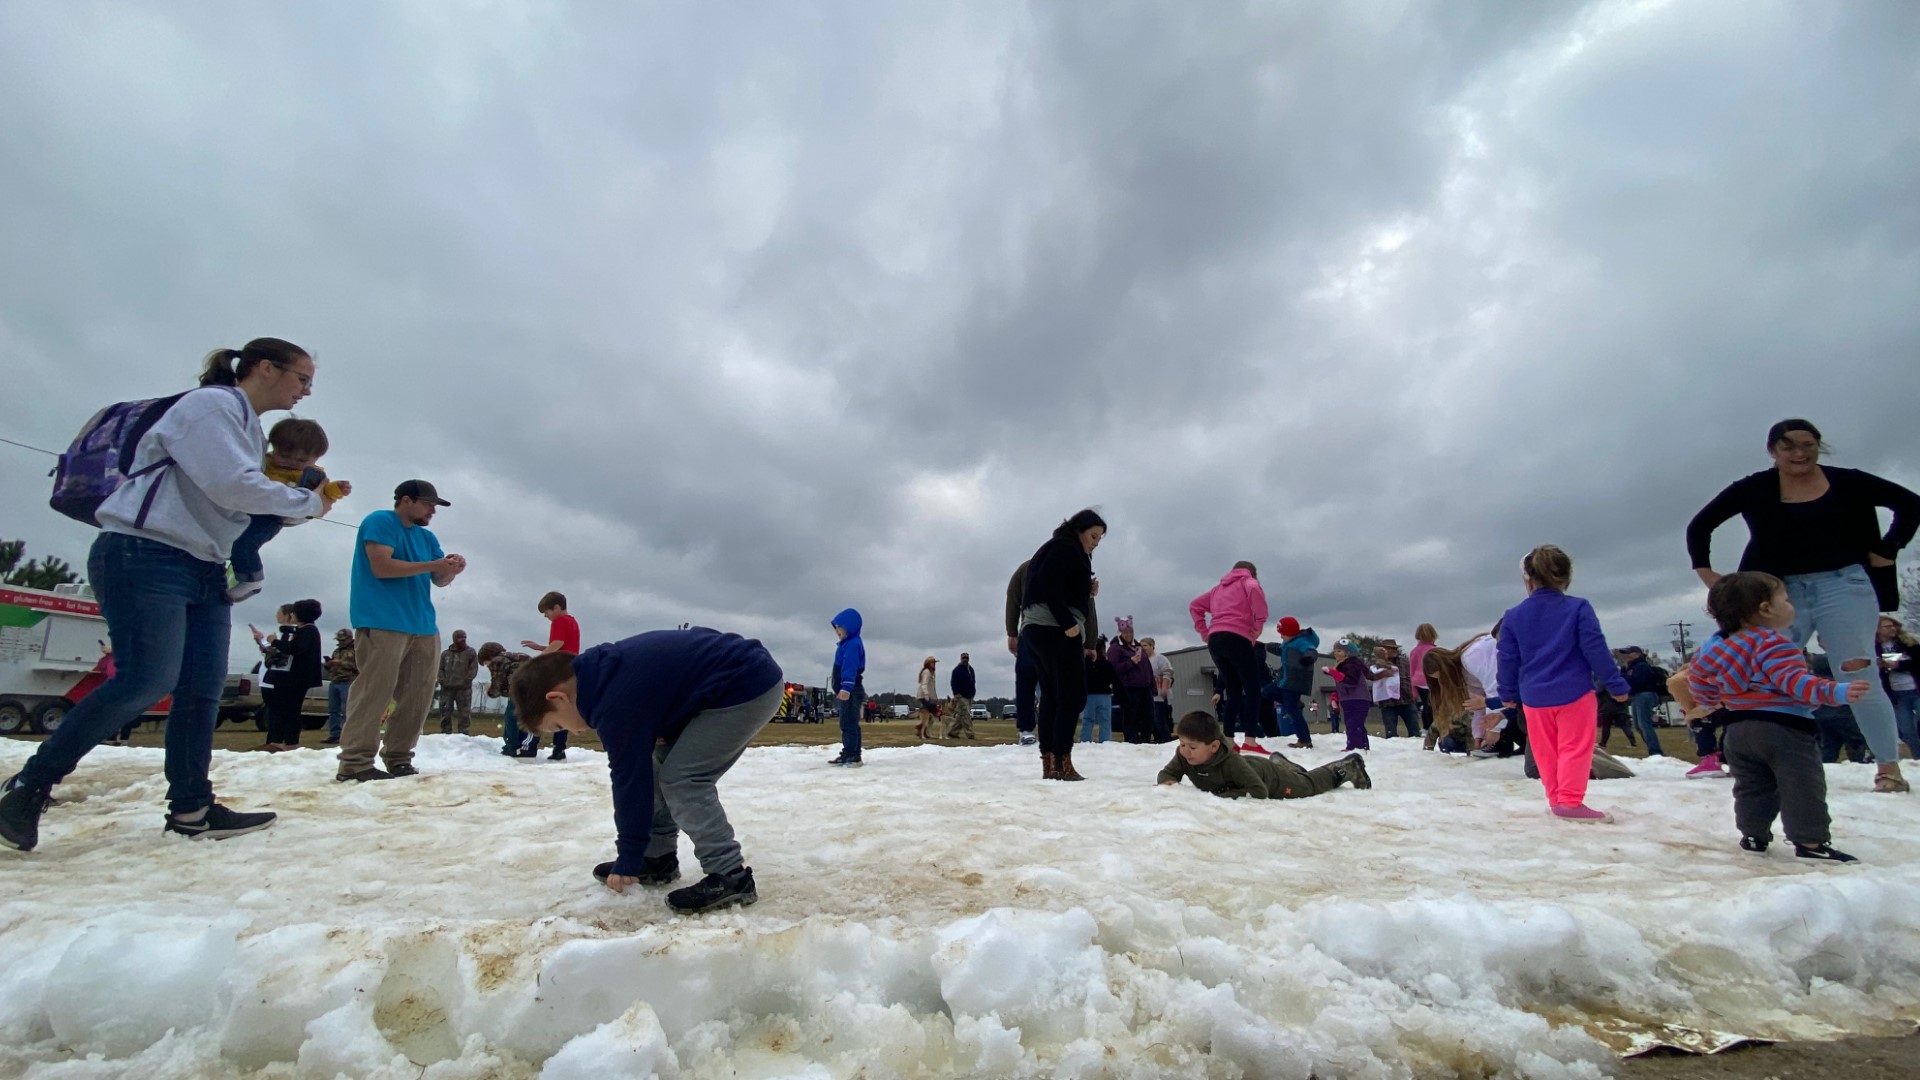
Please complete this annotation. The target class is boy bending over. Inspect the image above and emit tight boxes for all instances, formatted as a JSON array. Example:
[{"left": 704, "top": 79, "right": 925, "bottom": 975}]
[
  {"left": 1158, "top": 711, "right": 1371, "bottom": 798},
  {"left": 509, "top": 627, "right": 785, "bottom": 914}
]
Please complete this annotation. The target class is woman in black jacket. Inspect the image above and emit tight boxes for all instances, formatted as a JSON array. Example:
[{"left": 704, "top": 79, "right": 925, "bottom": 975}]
[
  {"left": 1688, "top": 419, "right": 1920, "bottom": 793},
  {"left": 1017, "top": 508, "right": 1105, "bottom": 780},
  {"left": 259, "top": 598, "right": 325, "bottom": 751}
]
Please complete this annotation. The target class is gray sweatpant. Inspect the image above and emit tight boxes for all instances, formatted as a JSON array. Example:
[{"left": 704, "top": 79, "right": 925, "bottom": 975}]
[
  {"left": 1722, "top": 717, "right": 1830, "bottom": 848},
  {"left": 644, "top": 683, "right": 783, "bottom": 876}
]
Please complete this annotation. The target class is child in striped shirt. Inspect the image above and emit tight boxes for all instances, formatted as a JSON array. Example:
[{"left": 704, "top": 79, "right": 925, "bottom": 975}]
[{"left": 1689, "top": 572, "right": 1870, "bottom": 862}]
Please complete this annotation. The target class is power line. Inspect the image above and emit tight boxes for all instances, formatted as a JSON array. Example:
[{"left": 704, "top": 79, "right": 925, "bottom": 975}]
[
  {"left": 1668, "top": 620, "right": 1694, "bottom": 662},
  {"left": 0, "top": 431, "right": 359, "bottom": 530}
]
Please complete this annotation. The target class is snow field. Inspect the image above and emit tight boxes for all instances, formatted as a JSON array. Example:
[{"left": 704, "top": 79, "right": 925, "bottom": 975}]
[{"left": 2, "top": 735, "right": 1919, "bottom": 1079}]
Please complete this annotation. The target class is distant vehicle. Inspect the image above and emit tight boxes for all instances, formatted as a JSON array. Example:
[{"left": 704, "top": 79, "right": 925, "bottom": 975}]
[
  {"left": 889, "top": 704, "right": 910, "bottom": 718},
  {"left": 970, "top": 707, "right": 989, "bottom": 720},
  {"left": 0, "top": 583, "right": 170, "bottom": 735},
  {"left": 1001, "top": 704, "right": 1019, "bottom": 718}
]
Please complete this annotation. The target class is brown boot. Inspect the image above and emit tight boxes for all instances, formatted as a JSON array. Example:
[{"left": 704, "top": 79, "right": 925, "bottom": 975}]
[
  {"left": 1041, "top": 751, "right": 1058, "bottom": 780},
  {"left": 1057, "top": 748, "right": 1085, "bottom": 782}
]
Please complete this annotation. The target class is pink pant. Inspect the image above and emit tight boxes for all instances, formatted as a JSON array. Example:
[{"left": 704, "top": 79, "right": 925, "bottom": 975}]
[{"left": 1525, "top": 692, "right": 1598, "bottom": 808}]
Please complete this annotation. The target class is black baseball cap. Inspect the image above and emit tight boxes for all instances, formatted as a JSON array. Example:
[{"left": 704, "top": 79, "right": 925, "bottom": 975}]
[{"left": 394, "top": 479, "right": 451, "bottom": 507}]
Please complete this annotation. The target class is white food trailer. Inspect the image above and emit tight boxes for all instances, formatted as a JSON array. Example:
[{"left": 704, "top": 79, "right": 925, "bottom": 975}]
[{"left": 0, "top": 583, "right": 164, "bottom": 735}]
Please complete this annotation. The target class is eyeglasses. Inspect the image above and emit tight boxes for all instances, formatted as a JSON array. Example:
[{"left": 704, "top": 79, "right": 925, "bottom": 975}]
[{"left": 271, "top": 362, "right": 313, "bottom": 390}]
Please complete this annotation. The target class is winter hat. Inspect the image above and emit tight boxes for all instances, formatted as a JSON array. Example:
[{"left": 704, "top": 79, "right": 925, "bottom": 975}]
[
  {"left": 1116, "top": 615, "right": 1135, "bottom": 634},
  {"left": 1277, "top": 617, "right": 1301, "bottom": 638}
]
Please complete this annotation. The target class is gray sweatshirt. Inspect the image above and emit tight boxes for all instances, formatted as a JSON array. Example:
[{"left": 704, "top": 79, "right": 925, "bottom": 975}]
[{"left": 99, "top": 387, "right": 324, "bottom": 564}]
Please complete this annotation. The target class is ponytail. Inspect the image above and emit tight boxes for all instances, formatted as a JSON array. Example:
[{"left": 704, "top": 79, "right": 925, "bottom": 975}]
[{"left": 198, "top": 337, "right": 310, "bottom": 388}]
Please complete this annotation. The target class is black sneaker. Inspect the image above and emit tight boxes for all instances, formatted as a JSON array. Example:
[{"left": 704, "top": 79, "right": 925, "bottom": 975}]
[
  {"left": 0, "top": 775, "right": 53, "bottom": 852},
  {"left": 387, "top": 763, "right": 419, "bottom": 777},
  {"left": 549, "top": 749, "right": 567, "bottom": 762},
  {"left": 1794, "top": 843, "right": 1858, "bottom": 863},
  {"left": 500, "top": 746, "right": 519, "bottom": 757},
  {"left": 667, "top": 867, "right": 757, "bottom": 914},
  {"left": 593, "top": 853, "right": 681, "bottom": 886},
  {"left": 1339, "top": 753, "right": 1372, "bottom": 790},
  {"left": 1740, "top": 835, "right": 1770, "bottom": 854},
  {"left": 164, "top": 803, "right": 276, "bottom": 840},
  {"left": 335, "top": 767, "right": 394, "bottom": 783},
  {"left": 516, "top": 747, "right": 539, "bottom": 759}
]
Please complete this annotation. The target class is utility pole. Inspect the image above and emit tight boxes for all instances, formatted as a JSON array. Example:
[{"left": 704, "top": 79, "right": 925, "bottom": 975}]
[{"left": 1668, "top": 620, "right": 1694, "bottom": 663}]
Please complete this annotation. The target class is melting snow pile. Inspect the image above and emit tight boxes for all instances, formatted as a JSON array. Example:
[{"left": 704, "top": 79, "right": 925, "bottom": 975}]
[{"left": 3, "top": 736, "right": 1920, "bottom": 1079}]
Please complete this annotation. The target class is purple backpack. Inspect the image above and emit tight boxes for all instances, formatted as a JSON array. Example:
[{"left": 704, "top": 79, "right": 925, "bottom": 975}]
[{"left": 48, "top": 392, "right": 191, "bottom": 527}]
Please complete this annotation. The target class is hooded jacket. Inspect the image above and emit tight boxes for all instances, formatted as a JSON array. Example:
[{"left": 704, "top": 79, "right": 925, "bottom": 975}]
[
  {"left": 573, "top": 629, "right": 783, "bottom": 876},
  {"left": 1156, "top": 741, "right": 1315, "bottom": 799},
  {"left": 830, "top": 608, "right": 865, "bottom": 695},
  {"left": 951, "top": 661, "right": 976, "bottom": 698},
  {"left": 1189, "top": 568, "right": 1268, "bottom": 643},
  {"left": 1108, "top": 636, "right": 1156, "bottom": 689},
  {"left": 1276, "top": 628, "right": 1321, "bottom": 692}
]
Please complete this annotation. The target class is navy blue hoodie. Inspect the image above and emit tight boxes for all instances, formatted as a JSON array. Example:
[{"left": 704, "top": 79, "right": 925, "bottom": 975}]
[{"left": 572, "top": 629, "right": 783, "bottom": 876}]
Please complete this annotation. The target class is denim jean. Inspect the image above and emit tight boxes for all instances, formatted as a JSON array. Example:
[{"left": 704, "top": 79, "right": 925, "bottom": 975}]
[
  {"left": 16, "top": 533, "right": 228, "bottom": 814},
  {"left": 1784, "top": 566, "right": 1898, "bottom": 762},
  {"left": 499, "top": 700, "right": 565, "bottom": 753},
  {"left": 227, "top": 513, "right": 282, "bottom": 583},
  {"left": 1890, "top": 689, "right": 1920, "bottom": 760},
  {"left": 1629, "top": 692, "right": 1666, "bottom": 755},
  {"left": 1274, "top": 688, "right": 1309, "bottom": 744},
  {"left": 327, "top": 680, "right": 350, "bottom": 740},
  {"left": 836, "top": 688, "right": 865, "bottom": 761},
  {"left": 1378, "top": 702, "right": 1417, "bottom": 738},
  {"left": 1079, "top": 695, "right": 1113, "bottom": 742}
]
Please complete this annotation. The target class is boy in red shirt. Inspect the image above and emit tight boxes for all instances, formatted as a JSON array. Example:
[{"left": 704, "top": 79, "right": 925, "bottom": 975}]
[{"left": 521, "top": 591, "right": 583, "bottom": 760}]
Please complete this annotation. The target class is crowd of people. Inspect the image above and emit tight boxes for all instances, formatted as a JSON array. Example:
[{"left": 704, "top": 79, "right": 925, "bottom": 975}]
[{"left": 1, "top": 337, "right": 1916, "bottom": 909}]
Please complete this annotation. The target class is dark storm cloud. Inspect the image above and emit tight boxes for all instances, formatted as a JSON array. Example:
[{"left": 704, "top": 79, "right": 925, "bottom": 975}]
[{"left": 1, "top": 0, "right": 1915, "bottom": 694}]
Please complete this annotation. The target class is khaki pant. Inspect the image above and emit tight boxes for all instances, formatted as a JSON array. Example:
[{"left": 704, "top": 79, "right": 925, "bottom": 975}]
[
  {"left": 945, "top": 696, "right": 975, "bottom": 738},
  {"left": 339, "top": 628, "right": 440, "bottom": 773}
]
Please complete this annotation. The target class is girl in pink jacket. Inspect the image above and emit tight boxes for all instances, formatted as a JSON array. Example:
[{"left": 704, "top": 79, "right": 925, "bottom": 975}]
[{"left": 1190, "top": 562, "right": 1271, "bottom": 744}]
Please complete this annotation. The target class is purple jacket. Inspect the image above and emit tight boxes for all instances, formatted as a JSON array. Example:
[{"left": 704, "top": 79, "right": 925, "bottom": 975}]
[
  {"left": 1107, "top": 636, "right": 1155, "bottom": 689},
  {"left": 1496, "top": 589, "right": 1630, "bottom": 709}
]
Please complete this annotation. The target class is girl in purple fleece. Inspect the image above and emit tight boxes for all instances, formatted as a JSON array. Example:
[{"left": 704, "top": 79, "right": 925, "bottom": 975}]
[{"left": 1496, "top": 545, "right": 1632, "bottom": 822}]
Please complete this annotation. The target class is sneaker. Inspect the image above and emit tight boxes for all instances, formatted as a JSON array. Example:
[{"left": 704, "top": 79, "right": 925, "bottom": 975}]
[
  {"left": 0, "top": 775, "right": 53, "bottom": 852},
  {"left": 667, "top": 867, "right": 757, "bottom": 914},
  {"left": 1740, "top": 835, "right": 1770, "bottom": 854},
  {"left": 1337, "top": 753, "right": 1372, "bottom": 790},
  {"left": 1469, "top": 749, "right": 1498, "bottom": 759},
  {"left": 549, "top": 749, "right": 567, "bottom": 762},
  {"left": 1794, "top": 843, "right": 1858, "bottom": 863},
  {"left": 1686, "top": 754, "right": 1727, "bottom": 779},
  {"left": 1286, "top": 741, "right": 1311, "bottom": 750},
  {"left": 164, "top": 803, "right": 276, "bottom": 840},
  {"left": 516, "top": 746, "right": 539, "bottom": 759},
  {"left": 1238, "top": 740, "right": 1270, "bottom": 756},
  {"left": 322, "top": 737, "right": 340, "bottom": 745},
  {"left": 1551, "top": 804, "right": 1613, "bottom": 823},
  {"left": 837, "top": 759, "right": 863, "bottom": 769},
  {"left": 593, "top": 852, "right": 682, "bottom": 886},
  {"left": 1018, "top": 734, "right": 1038, "bottom": 747},
  {"left": 335, "top": 767, "right": 394, "bottom": 783},
  {"left": 387, "top": 763, "right": 419, "bottom": 777}
]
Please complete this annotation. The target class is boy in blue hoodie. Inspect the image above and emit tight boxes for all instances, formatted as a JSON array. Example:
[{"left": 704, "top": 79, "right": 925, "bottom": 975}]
[
  {"left": 508, "top": 627, "right": 784, "bottom": 915},
  {"left": 828, "top": 608, "right": 866, "bottom": 767}
]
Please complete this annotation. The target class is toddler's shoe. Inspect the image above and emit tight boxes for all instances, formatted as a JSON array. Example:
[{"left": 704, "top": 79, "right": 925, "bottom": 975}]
[
  {"left": 1550, "top": 804, "right": 1612, "bottom": 823},
  {"left": 225, "top": 576, "right": 265, "bottom": 603},
  {"left": 1686, "top": 753, "right": 1728, "bottom": 779},
  {"left": 1238, "top": 740, "right": 1270, "bottom": 756}
]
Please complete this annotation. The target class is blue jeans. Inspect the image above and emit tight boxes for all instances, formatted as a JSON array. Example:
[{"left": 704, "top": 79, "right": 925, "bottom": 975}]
[
  {"left": 16, "top": 533, "right": 228, "bottom": 814},
  {"left": 228, "top": 513, "right": 282, "bottom": 583},
  {"left": 327, "top": 681, "right": 350, "bottom": 740},
  {"left": 1275, "top": 688, "right": 1308, "bottom": 743},
  {"left": 1079, "top": 695, "right": 1112, "bottom": 742},
  {"left": 1629, "top": 692, "right": 1666, "bottom": 755},
  {"left": 1891, "top": 689, "right": 1920, "bottom": 759},
  {"left": 1785, "top": 566, "right": 1899, "bottom": 762},
  {"left": 837, "top": 689, "right": 865, "bottom": 761}
]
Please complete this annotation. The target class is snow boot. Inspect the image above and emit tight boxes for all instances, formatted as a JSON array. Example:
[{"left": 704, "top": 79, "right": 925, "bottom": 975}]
[
  {"left": 163, "top": 803, "right": 276, "bottom": 841},
  {"left": 1794, "top": 843, "right": 1858, "bottom": 863},
  {"left": 1041, "top": 752, "right": 1059, "bottom": 780},
  {"left": 335, "top": 767, "right": 394, "bottom": 783},
  {"left": 1740, "top": 835, "right": 1770, "bottom": 854},
  {"left": 1056, "top": 749, "right": 1085, "bottom": 782},
  {"left": 0, "top": 774, "right": 52, "bottom": 852},
  {"left": 1336, "top": 753, "right": 1372, "bottom": 790},
  {"left": 667, "top": 867, "right": 757, "bottom": 914}
]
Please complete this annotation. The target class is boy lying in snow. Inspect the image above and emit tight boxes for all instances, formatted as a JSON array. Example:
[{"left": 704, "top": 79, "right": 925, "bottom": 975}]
[
  {"left": 1157, "top": 712, "right": 1371, "bottom": 798},
  {"left": 509, "top": 627, "right": 785, "bottom": 914}
]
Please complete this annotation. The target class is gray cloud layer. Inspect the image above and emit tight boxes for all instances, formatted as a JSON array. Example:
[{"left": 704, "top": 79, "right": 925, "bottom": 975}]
[{"left": 2, "top": 1, "right": 1916, "bottom": 694}]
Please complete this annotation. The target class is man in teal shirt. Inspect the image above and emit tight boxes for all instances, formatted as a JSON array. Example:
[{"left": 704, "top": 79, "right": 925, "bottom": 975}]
[{"left": 337, "top": 480, "right": 467, "bottom": 782}]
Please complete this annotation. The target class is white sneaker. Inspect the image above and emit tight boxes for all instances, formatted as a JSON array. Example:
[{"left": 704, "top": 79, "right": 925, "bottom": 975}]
[{"left": 225, "top": 578, "right": 265, "bottom": 603}]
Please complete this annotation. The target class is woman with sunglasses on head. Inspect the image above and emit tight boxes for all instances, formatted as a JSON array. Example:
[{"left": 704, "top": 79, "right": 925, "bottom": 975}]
[
  {"left": 1, "top": 339, "right": 338, "bottom": 852},
  {"left": 1688, "top": 419, "right": 1920, "bottom": 792}
]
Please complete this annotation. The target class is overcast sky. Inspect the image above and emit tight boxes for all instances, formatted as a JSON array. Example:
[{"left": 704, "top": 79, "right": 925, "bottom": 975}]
[{"left": 2, "top": 1, "right": 1916, "bottom": 696}]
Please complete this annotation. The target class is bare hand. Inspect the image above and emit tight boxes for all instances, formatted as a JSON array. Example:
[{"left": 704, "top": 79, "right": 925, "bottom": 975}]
[
  {"left": 1612, "top": 694, "right": 1631, "bottom": 703},
  {"left": 604, "top": 873, "right": 640, "bottom": 894},
  {"left": 1846, "top": 681, "right": 1872, "bottom": 702},
  {"left": 445, "top": 554, "right": 468, "bottom": 572},
  {"left": 1695, "top": 568, "right": 1722, "bottom": 588},
  {"left": 334, "top": 480, "right": 353, "bottom": 497},
  {"left": 520, "top": 639, "right": 544, "bottom": 650},
  {"left": 1064, "top": 625, "right": 1081, "bottom": 639},
  {"left": 1868, "top": 553, "right": 1895, "bottom": 568},
  {"left": 838, "top": 690, "right": 850, "bottom": 701},
  {"left": 1158, "top": 780, "right": 1177, "bottom": 787},
  {"left": 1007, "top": 636, "right": 1018, "bottom": 655}
]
